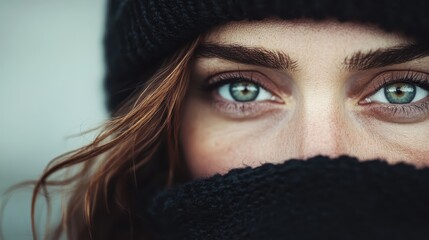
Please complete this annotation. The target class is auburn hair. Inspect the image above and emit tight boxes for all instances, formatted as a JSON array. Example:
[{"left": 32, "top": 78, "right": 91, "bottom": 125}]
[{"left": 24, "top": 37, "right": 201, "bottom": 240}]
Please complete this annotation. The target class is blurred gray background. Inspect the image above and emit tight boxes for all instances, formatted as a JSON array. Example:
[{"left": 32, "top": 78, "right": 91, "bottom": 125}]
[{"left": 0, "top": 0, "right": 107, "bottom": 239}]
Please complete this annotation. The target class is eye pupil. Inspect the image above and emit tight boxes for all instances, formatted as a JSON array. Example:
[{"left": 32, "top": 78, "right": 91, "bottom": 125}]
[
  {"left": 395, "top": 87, "right": 403, "bottom": 96},
  {"left": 384, "top": 83, "right": 416, "bottom": 104},
  {"left": 230, "top": 81, "right": 260, "bottom": 102}
]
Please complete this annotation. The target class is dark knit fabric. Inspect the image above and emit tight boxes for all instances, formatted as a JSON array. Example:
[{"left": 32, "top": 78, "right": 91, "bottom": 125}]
[
  {"left": 104, "top": 0, "right": 429, "bottom": 113},
  {"left": 145, "top": 156, "right": 429, "bottom": 240}
]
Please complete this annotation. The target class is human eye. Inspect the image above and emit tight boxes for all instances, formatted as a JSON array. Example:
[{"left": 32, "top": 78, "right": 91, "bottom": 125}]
[
  {"left": 202, "top": 71, "right": 284, "bottom": 118},
  {"left": 359, "top": 70, "right": 429, "bottom": 123},
  {"left": 217, "top": 79, "right": 274, "bottom": 102}
]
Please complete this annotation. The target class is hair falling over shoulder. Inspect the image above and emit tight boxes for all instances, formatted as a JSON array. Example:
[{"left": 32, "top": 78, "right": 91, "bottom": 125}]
[{"left": 17, "top": 38, "right": 201, "bottom": 240}]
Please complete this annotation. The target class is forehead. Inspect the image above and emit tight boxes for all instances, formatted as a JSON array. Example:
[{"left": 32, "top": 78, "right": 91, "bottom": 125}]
[{"left": 203, "top": 18, "right": 412, "bottom": 60}]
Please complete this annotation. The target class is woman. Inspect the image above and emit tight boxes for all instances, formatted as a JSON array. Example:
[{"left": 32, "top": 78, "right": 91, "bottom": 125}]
[{"left": 24, "top": 0, "right": 429, "bottom": 239}]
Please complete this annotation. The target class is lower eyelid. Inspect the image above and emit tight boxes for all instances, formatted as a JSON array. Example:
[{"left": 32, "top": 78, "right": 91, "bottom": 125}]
[
  {"left": 209, "top": 85, "right": 288, "bottom": 119},
  {"left": 211, "top": 100, "right": 279, "bottom": 118},
  {"left": 360, "top": 100, "right": 429, "bottom": 123}
]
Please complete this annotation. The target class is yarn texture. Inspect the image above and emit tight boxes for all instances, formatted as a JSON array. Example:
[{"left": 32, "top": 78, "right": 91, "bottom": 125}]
[
  {"left": 145, "top": 156, "right": 429, "bottom": 240},
  {"left": 104, "top": 0, "right": 429, "bottom": 113}
]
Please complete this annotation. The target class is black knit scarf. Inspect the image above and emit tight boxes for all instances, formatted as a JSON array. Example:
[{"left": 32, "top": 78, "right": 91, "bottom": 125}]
[{"left": 145, "top": 156, "right": 429, "bottom": 240}]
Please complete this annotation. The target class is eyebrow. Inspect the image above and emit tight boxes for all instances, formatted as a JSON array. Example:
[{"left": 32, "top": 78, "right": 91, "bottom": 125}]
[
  {"left": 344, "top": 43, "right": 429, "bottom": 71},
  {"left": 195, "top": 43, "right": 429, "bottom": 72},
  {"left": 195, "top": 44, "right": 298, "bottom": 71}
]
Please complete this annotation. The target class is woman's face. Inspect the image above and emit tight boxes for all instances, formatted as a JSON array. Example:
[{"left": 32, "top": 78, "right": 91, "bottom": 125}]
[{"left": 180, "top": 19, "right": 429, "bottom": 178}]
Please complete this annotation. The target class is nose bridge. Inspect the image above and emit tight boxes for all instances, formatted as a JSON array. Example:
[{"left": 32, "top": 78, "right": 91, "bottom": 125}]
[{"left": 296, "top": 85, "right": 344, "bottom": 159}]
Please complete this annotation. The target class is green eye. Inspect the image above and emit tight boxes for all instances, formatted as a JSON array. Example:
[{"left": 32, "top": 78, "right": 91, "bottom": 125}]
[
  {"left": 384, "top": 83, "right": 416, "bottom": 104},
  {"left": 229, "top": 82, "right": 260, "bottom": 102},
  {"left": 368, "top": 82, "right": 428, "bottom": 104},
  {"left": 217, "top": 81, "right": 274, "bottom": 102}
]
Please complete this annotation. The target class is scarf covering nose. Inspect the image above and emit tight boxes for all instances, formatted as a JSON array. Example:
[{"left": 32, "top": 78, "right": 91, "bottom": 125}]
[{"left": 145, "top": 156, "right": 429, "bottom": 240}]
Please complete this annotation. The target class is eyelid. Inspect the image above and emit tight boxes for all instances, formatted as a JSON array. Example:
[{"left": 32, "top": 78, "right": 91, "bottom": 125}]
[
  {"left": 203, "top": 70, "right": 284, "bottom": 99},
  {"left": 200, "top": 70, "right": 286, "bottom": 119},
  {"left": 358, "top": 70, "right": 429, "bottom": 105},
  {"left": 356, "top": 70, "right": 429, "bottom": 123}
]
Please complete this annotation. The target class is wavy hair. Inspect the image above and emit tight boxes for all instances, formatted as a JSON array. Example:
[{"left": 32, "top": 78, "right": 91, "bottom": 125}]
[{"left": 10, "top": 37, "right": 201, "bottom": 240}]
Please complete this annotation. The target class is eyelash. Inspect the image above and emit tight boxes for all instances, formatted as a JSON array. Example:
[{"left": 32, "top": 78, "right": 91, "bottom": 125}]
[
  {"left": 202, "top": 70, "right": 429, "bottom": 120},
  {"left": 201, "top": 71, "right": 282, "bottom": 118},
  {"left": 202, "top": 71, "right": 271, "bottom": 92},
  {"left": 368, "top": 70, "right": 429, "bottom": 96},
  {"left": 361, "top": 70, "right": 429, "bottom": 120}
]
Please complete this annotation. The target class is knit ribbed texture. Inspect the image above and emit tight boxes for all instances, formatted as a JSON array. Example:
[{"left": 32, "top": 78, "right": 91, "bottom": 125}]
[
  {"left": 145, "top": 156, "right": 429, "bottom": 240},
  {"left": 104, "top": 0, "right": 429, "bottom": 113}
]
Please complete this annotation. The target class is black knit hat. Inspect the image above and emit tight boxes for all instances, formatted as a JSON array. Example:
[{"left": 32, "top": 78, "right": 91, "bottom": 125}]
[{"left": 104, "top": 0, "right": 429, "bottom": 113}]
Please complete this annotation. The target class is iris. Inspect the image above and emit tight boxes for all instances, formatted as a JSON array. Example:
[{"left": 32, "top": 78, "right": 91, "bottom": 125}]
[
  {"left": 229, "top": 82, "right": 260, "bottom": 102},
  {"left": 384, "top": 83, "right": 416, "bottom": 104}
]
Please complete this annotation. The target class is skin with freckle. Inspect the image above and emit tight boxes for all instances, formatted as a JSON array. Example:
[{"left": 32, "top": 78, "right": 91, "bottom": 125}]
[
  {"left": 180, "top": 19, "right": 429, "bottom": 178},
  {"left": 18, "top": 2, "right": 429, "bottom": 239}
]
